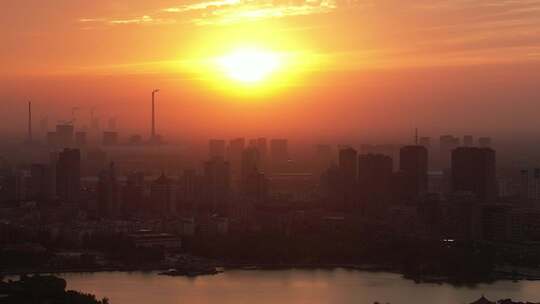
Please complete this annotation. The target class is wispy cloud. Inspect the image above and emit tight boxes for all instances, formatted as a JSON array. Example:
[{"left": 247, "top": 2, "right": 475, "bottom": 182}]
[
  {"left": 109, "top": 15, "right": 153, "bottom": 25},
  {"left": 162, "top": 0, "right": 241, "bottom": 13},
  {"left": 78, "top": 14, "right": 177, "bottom": 27},
  {"left": 74, "top": 0, "right": 540, "bottom": 67},
  {"left": 79, "top": 0, "right": 338, "bottom": 27},
  {"left": 191, "top": 0, "right": 337, "bottom": 25}
]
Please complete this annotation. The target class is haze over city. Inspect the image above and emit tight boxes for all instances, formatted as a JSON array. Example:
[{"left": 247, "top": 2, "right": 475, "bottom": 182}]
[{"left": 2, "top": 1, "right": 540, "bottom": 304}]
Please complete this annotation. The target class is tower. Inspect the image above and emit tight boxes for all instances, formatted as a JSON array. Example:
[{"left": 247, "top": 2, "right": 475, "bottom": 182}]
[{"left": 151, "top": 89, "right": 160, "bottom": 141}]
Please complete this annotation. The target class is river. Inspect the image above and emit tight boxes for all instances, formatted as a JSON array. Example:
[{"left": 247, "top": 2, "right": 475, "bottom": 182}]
[{"left": 58, "top": 269, "right": 540, "bottom": 304}]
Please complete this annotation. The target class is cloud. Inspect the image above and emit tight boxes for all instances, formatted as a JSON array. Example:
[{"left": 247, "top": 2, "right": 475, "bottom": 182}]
[
  {"left": 192, "top": 0, "right": 337, "bottom": 25},
  {"left": 79, "top": 0, "right": 338, "bottom": 27},
  {"left": 78, "top": 18, "right": 105, "bottom": 23},
  {"left": 109, "top": 15, "right": 153, "bottom": 25},
  {"left": 74, "top": 0, "right": 540, "bottom": 66},
  {"left": 162, "top": 0, "right": 241, "bottom": 13}
]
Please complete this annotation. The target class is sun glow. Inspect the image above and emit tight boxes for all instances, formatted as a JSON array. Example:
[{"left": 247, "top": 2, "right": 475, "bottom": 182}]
[{"left": 216, "top": 48, "right": 282, "bottom": 84}]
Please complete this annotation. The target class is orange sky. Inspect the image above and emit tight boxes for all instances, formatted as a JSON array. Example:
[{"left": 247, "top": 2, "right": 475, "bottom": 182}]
[{"left": 2, "top": 0, "right": 540, "bottom": 142}]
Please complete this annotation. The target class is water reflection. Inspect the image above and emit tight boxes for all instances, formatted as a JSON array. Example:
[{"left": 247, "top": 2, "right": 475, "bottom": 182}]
[{"left": 60, "top": 269, "right": 535, "bottom": 304}]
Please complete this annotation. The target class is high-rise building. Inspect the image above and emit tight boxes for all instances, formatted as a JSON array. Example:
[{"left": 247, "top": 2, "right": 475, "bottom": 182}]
[
  {"left": 150, "top": 173, "right": 177, "bottom": 216},
  {"left": 29, "top": 164, "right": 54, "bottom": 201},
  {"left": 358, "top": 153, "right": 393, "bottom": 188},
  {"left": 98, "top": 162, "right": 121, "bottom": 217},
  {"left": 519, "top": 169, "right": 540, "bottom": 206},
  {"left": 360, "top": 144, "right": 398, "bottom": 169},
  {"left": 358, "top": 153, "right": 393, "bottom": 214},
  {"left": 399, "top": 145, "right": 428, "bottom": 201},
  {"left": 270, "top": 139, "right": 289, "bottom": 173},
  {"left": 178, "top": 169, "right": 204, "bottom": 214},
  {"left": 75, "top": 131, "right": 87, "bottom": 147},
  {"left": 256, "top": 138, "right": 268, "bottom": 171},
  {"left": 209, "top": 139, "right": 226, "bottom": 159},
  {"left": 439, "top": 135, "right": 460, "bottom": 169},
  {"left": 242, "top": 170, "right": 268, "bottom": 203},
  {"left": 240, "top": 147, "right": 267, "bottom": 201},
  {"left": 339, "top": 147, "right": 358, "bottom": 183},
  {"left": 3, "top": 171, "right": 29, "bottom": 202},
  {"left": 228, "top": 138, "right": 245, "bottom": 183},
  {"left": 56, "top": 148, "right": 81, "bottom": 203},
  {"left": 46, "top": 132, "right": 59, "bottom": 146},
  {"left": 451, "top": 147, "right": 497, "bottom": 203},
  {"left": 322, "top": 147, "right": 358, "bottom": 211},
  {"left": 314, "top": 144, "right": 333, "bottom": 176},
  {"left": 122, "top": 171, "right": 145, "bottom": 215},
  {"left": 85, "top": 149, "right": 107, "bottom": 176},
  {"left": 241, "top": 146, "right": 261, "bottom": 182},
  {"left": 204, "top": 157, "right": 231, "bottom": 214}
]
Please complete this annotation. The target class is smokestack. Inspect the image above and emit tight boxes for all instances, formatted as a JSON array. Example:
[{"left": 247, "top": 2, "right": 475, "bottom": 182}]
[
  {"left": 151, "top": 89, "right": 159, "bottom": 140},
  {"left": 28, "top": 101, "right": 32, "bottom": 142}
]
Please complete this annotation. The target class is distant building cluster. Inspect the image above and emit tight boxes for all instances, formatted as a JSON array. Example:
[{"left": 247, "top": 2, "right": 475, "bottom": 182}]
[{"left": 3, "top": 125, "right": 540, "bottom": 255}]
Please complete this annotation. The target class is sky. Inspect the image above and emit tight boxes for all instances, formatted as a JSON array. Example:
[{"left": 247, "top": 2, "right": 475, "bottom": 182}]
[{"left": 1, "top": 0, "right": 540, "bottom": 143}]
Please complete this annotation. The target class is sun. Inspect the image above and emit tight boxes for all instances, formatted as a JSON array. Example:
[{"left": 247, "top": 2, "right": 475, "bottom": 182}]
[{"left": 216, "top": 48, "right": 282, "bottom": 84}]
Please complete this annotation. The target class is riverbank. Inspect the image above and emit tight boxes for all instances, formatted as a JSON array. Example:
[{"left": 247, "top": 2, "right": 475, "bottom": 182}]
[{"left": 5, "top": 262, "right": 540, "bottom": 285}]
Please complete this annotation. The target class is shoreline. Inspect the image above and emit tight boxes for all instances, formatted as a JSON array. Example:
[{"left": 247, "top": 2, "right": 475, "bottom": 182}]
[{"left": 3, "top": 263, "right": 540, "bottom": 284}]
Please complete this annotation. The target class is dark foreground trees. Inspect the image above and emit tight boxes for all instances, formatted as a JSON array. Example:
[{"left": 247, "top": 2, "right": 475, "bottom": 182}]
[{"left": 0, "top": 275, "right": 109, "bottom": 304}]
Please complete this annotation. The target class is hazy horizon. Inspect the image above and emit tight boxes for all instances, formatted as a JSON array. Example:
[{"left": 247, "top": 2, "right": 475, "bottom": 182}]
[{"left": 2, "top": 1, "right": 540, "bottom": 144}]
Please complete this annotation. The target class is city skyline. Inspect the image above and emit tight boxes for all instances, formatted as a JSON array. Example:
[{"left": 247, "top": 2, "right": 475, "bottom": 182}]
[{"left": 3, "top": 2, "right": 540, "bottom": 304}]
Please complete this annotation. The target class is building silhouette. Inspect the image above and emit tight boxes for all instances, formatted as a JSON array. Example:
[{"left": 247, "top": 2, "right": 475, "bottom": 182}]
[
  {"left": 29, "top": 164, "right": 54, "bottom": 201},
  {"left": 178, "top": 169, "right": 204, "bottom": 215},
  {"left": 241, "top": 146, "right": 261, "bottom": 182},
  {"left": 256, "top": 137, "right": 268, "bottom": 171},
  {"left": 98, "top": 162, "right": 120, "bottom": 217},
  {"left": 56, "top": 148, "right": 81, "bottom": 203},
  {"left": 439, "top": 135, "right": 460, "bottom": 169},
  {"left": 451, "top": 147, "right": 497, "bottom": 203},
  {"left": 520, "top": 168, "right": 540, "bottom": 206},
  {"left": 339, "top": 147, "right": 358, "bottom": 183},
  {"left": 228, "top": 138, "right": 245, "bottom": 185},
  {"left": 270, "top": 139, "right": 289, "bottom": 173},
  {"left": 204, "top": 157, "right": 231, "bottom": 214},
  {"left": 357, "top": 153, "right": 393, "bottom": 215},
  {"left": 314, "top": 144, "right": 333, "bottom": 177},
  {"left": 399, "top": 145, "right": 428, "bottom": 202},
  {"left": 240, "top": 146, "right": 267, "bottom": 202},
  {"left": 122, "top": 171, "right": 145, "bottom": 215},
  {"left": 75, "top": 131, "right": 87, "bottom": 147},
  {"left": 336, "top": 147, "right": 358, "bottom": 210},
  {"left": 150, "top": 173, "right": 177, "bottom": 216}
]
